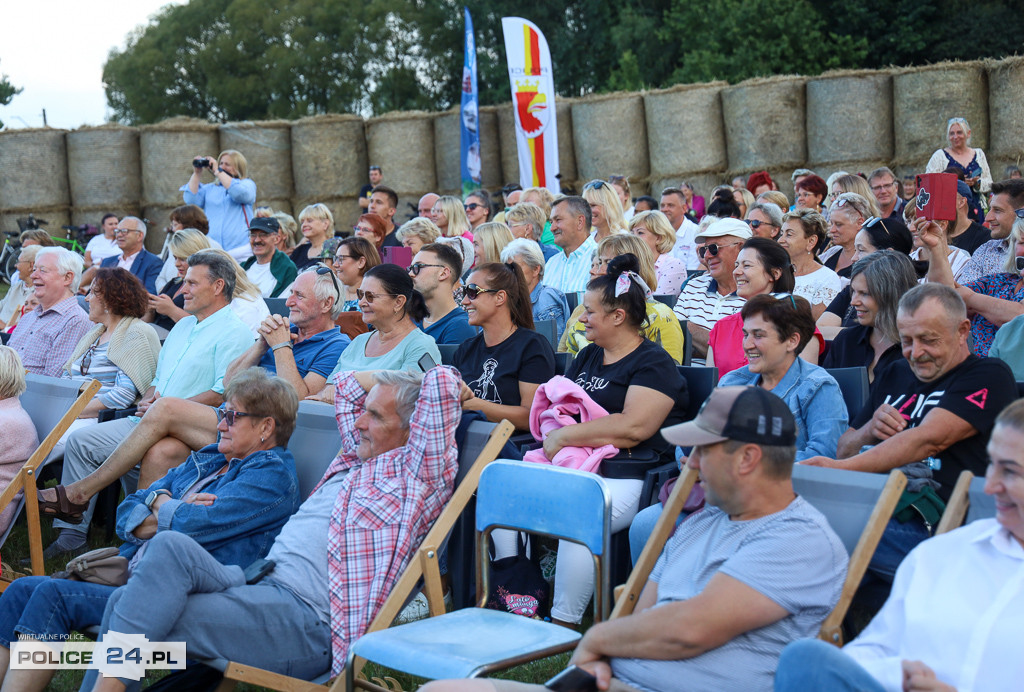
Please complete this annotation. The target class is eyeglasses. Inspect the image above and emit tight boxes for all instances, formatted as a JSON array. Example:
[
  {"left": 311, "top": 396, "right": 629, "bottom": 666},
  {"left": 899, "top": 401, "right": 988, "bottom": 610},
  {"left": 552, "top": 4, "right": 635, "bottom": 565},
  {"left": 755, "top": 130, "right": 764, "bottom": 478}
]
[
  {"left": 463, "top": 284, "right": 499, "bottom": 300},
  {"left": 356, "top": 289, "right": 399, "bottom": 303},
  {"left": 408, "top": 262, "right": 445, "bottom": 276},
  {"left": 1015, "top": 209, "right": 1024, "bottom": 219},
  {"left": 870, "top": 181, "right": 897, "bottom": 193},
  {"left": 697, "top": 241, "right": 744, "bottom": 258},
  {"left": 314, "top": 265, "right": 342, "bottom": 302},
  {"left": 333, "top": 253, "right": 354, "bottom": 263},
  {"left": 352, "top": 225, "right": 373, "bottom": 234},
  {"left": 464, "top": 203, "right": 482, "bottom": 211},
  {"left": 113, "top": 228, "right": 139, "bottom": 236},
  {"left": 220, "top": 409, "right": 256, "bottom": 427},
  {"left": 583, "top": 180, "right": 607, "bottom": 191},
  {"left": 80, "top": 341, "right": 99, "bottom": 376},
  {"left": 745, "top": 219, "right": 775, "bottom": 230}
]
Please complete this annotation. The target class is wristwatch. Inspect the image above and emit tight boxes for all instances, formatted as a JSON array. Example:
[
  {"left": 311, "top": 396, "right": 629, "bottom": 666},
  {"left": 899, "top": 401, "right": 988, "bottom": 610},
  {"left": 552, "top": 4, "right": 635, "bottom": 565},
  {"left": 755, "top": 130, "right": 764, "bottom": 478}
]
[{"left": 145, "top": 489, "right": 172, "bottom": 510}]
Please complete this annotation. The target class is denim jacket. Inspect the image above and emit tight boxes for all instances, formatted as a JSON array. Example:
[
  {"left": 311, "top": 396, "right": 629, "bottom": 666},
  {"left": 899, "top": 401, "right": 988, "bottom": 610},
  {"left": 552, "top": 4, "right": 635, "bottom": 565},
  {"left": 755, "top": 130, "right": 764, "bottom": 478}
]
[
  {"left": 531, "top": 283, "right": 570, "bottom": 338},
  {"left": 116, "top": 443, "right": 301, "bottom": 567},
  {"left": 719, "top": 358, "right": 848, "bottom": 461}
]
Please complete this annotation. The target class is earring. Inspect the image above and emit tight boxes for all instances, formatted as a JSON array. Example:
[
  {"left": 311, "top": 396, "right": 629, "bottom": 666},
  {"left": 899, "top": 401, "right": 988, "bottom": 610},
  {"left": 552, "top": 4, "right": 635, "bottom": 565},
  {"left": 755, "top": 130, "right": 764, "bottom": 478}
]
[{"left": 260, "top": 436, "right": 265, "bottom": 443}]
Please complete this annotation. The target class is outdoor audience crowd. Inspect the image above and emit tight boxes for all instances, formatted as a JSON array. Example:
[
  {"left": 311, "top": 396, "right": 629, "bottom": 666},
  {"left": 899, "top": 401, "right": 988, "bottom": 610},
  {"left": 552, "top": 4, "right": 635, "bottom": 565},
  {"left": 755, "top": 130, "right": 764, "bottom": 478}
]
[{"left": 0, "top": 119, "right": 1020, "bottom": 692}]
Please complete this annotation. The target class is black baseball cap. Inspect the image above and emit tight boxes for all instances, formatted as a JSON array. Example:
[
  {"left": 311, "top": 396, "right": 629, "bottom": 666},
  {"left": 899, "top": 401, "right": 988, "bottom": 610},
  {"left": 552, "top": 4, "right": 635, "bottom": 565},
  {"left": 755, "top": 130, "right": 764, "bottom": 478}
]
[
  {"left": 661, "top": 386, "right": 796, "bottom": 447},
  {"left": 249, "top": 217, "right": 280, "bottom": 234}
]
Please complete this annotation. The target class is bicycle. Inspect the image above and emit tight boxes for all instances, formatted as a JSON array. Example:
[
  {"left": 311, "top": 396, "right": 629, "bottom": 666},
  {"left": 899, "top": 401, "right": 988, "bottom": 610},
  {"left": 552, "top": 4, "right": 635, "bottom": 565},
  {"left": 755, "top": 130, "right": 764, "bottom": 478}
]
[
  {"left": 58, "top": 224, "right": 97, "bottom": 256},
  {"left": 0, "top": 230, "right": 20, "bottom": 285}
]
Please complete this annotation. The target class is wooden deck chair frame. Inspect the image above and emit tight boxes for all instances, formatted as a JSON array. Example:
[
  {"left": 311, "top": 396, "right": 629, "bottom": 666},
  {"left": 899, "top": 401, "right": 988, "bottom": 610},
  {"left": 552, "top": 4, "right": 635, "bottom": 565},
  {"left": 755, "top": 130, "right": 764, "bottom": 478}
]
[
  {"left": 611, "top": 467, "right": 906, "bottom": 647},
  {"left": 934, "top": 470, "right": 973, "bottom": 536},
  {"left": 0, "top": 378, "right": 100, "bottom": 586},
  {"left": 211, "top": 419, "right": 515, "bottom": 692}
]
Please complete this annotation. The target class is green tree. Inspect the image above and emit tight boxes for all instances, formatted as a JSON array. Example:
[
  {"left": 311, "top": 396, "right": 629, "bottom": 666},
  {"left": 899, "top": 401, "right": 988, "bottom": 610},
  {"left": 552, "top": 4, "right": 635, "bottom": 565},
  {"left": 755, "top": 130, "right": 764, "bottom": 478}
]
[{"left": 0, "top": 62, "right": 23, "bottom": 129}]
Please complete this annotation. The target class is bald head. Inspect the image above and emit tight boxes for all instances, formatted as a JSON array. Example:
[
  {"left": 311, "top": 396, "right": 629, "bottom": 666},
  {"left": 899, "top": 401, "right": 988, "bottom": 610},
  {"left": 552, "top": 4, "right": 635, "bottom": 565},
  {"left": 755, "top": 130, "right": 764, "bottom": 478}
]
[{"left": 418, "top": 193, "right": 440, "bottom": 218}]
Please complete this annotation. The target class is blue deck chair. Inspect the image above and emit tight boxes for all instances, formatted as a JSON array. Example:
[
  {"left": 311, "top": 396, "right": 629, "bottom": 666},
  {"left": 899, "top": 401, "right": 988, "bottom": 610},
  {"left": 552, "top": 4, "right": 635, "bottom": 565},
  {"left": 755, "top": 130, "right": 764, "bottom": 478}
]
[{"left": 935, "top": 470, "right": 997, "bottom": 535}]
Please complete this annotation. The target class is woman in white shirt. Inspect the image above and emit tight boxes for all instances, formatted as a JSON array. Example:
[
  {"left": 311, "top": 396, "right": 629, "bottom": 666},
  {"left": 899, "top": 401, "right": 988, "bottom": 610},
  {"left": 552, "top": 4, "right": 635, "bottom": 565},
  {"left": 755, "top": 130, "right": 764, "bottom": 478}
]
[{"left": 778, "top": 208, "right": 842, "bottom": 319}]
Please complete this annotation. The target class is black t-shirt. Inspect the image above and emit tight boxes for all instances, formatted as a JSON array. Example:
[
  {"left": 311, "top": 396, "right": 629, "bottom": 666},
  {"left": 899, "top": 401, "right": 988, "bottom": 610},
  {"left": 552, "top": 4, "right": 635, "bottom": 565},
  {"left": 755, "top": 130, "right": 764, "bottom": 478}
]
[
  {"left": 566, "top": 340, "right": 689, "bottom": 459},
  {"left": 851, "top": 355, "right": 1016, "bottom": 499},
  {"left": 822, "top": 324, "right": 902, "bottom": 386},
  {"left": 290, "top": 243, "right": 324, "bottom": 272},
  {"left": 949, "top": 221, "right": 992, "bottom": 255},
  {"left": 454, "top": 328, "right": 555, "bottom": 411},
  {"left": 381, "top": 230, "right": 402, "bottom": 248},
  {"left": 824, "top": 286, "right": 858, "bottom": 327},
  {"left": 155, "top": 278, "right": 185, "bottom": 332}
]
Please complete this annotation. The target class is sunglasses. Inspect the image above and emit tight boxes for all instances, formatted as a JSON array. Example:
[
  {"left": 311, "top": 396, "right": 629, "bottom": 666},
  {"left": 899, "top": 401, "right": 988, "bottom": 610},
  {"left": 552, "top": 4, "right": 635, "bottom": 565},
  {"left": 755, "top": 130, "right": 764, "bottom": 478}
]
[
  {"left": 80, "top": 341, "right": 100, "bottom": 376},
  {"left": 697, "top": 241, "right": 743, "bottom": 258},
  {"left": 1015, "top": 209, "right": 1024, "bottom": 219},
  {"left": 220, "top": 409, "right": 256, "bottom": 427},
  {"left": 356, "top": 288, "right": 399, "bottom": 303},
  {"left": 464, "top": 203, "right": 483, "bottom": 211},
  {"left": 315, "top": 265, "right": 342, "bottom": 301},
  {"left": 408, "top": 262, "right": 445, "bottom": 276},
  {"left": 463, "top": 283, "right": 499, "bottom": 300},
  {"left": 745, "top": 219, "right": 775, "bottom": 230},
  {"left": 861, "top": 217, "right": 891, "bottom": 236},
  {"left": 583, "top": 180, "right": 607, "bottom": 191}
]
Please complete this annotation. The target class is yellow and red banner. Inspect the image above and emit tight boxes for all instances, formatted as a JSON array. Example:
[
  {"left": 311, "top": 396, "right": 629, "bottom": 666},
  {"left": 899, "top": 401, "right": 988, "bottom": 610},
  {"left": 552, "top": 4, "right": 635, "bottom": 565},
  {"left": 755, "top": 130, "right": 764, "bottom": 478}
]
[{"left": 501, "top": 17, "right": 560, "bottom": 194}]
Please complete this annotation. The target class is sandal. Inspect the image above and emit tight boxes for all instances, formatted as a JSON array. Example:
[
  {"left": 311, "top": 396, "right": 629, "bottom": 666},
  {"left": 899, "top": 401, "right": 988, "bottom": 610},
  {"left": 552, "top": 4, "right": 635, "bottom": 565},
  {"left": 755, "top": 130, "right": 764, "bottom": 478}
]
[{"left": 36, "top": 485, "right": 89, "bottom": 524}]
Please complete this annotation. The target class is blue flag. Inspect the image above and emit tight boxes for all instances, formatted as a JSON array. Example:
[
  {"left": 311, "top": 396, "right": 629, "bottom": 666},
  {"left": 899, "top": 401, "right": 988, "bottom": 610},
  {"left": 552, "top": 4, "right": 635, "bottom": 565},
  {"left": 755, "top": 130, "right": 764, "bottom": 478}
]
[{"left": 460, "top": 7, "right": 481, "bottom": 195}]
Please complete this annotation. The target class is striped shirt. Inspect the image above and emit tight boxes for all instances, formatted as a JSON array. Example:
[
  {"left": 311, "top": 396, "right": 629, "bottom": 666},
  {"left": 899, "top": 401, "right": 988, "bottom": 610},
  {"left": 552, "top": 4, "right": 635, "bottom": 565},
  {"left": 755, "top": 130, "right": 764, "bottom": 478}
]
[
  {"left": 673, "top": 272, "right": 745, "bottom": 331},
  {"left": 65, "top": 341, "right": 139, "bottom": 410},
  {"left": 543, "top": 235, "right": 597, "bottom": 294}
]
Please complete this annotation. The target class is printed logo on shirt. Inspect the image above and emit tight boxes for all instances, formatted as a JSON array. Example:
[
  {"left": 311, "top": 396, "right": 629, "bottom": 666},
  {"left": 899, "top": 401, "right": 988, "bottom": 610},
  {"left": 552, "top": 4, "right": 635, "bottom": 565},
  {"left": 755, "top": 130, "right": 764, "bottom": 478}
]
[
  {"left": 884, "top": 391, "right": 944, "bottom": 424},
  {"left": 965, "top": 388, "right": 988, "bottom": 409},
  {"left": 575, "top": 374, "right": 609, "bottom": 393},
  {"left": 468, "top": 359, "right": 501, "bottom": 403}
]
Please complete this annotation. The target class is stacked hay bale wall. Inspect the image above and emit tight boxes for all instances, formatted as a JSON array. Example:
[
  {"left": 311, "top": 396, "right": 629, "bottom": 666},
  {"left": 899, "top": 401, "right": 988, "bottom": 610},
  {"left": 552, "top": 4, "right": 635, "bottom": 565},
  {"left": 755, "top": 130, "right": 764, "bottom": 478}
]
[
  {"left": 290, "top": 114, "right": 367, "bottom": 232},
  {"left": 433, "top": 105, "right": 503, "bottom": 195},
  {"left": 66, "top": 124, "right": 141, "bottom": 228},
  {"left": 219, "top": 120, "right": 294, "bottom": 216},
  {"left": 644, "top": 82, "right": 727, "bottom": 197},
  {"left": 571, "top": 93, "right": 648, "bottom": 189},
  {"left": 498, "top": 98, "right": 577, "bottom": 192},
  {"left": 986, "top": 56, "right": 1024, "bottom": 179},
  {"left": 366, "top": 111, "right": 435, "bottom": 227},
  {"left": 0, "top": 128, "right": 71, "bottom": 237}
]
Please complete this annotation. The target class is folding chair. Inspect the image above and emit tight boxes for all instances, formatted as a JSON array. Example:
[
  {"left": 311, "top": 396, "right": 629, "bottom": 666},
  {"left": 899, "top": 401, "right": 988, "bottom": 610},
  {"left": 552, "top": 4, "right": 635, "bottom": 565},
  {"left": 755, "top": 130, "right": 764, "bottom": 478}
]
[
  {"left": 565, "top": 292, "right": 579, "bottom": 312},
  {"left": 212, "top": 421, "right": 515, "bottom": 692},
  {"left": 346, "top": 459, "right": 612, "bottom": 688},
  {"left": 653, "top": 294, "right": 678, "bottom": 309},
  {"left": 934, "top": 471, "right": 996, "bottom": 535},
  {"left": 534, "top": 319, "right": 558, "bottom": 351},
  {"left": 826, "top": 367, "right": 870, "bottom": 419},
  {"left": 288, "top": 400, "right": 345, "bottom": 497},
  {"left": 678, "top": 318, "right": 692, "bottom": 366},
  {"left": 553, "top": 351, "right": 571, "bottom": 376},
  {"left": 0, "top": 375, "right": 100, "bottom": 583},
  {"left": 677, "top": 365, "right": 719, "bottom": 420}
]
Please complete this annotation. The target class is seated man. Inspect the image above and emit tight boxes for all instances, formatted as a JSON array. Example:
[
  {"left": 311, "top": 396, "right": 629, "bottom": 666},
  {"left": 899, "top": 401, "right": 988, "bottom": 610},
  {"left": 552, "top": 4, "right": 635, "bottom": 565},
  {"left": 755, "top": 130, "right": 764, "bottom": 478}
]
[
  {"left": 776, "top": 397, "right": 1024, "bottom": 692},
  {"left": 99, "top": 217, "right": 163, "bottom": 294},
  {"left": 8, "top": 247, "right": 92, "bottom": 377},
  {"left": 82, "top": 366, "right": 461, "bottom": 690},
  {"left": 240, "top": 216, "right": 298, "bottom": 298},
  {"left": 37, "top": 267, "right": 348, "bottom": 533},
  {"left": 37, "top": 251, "right": 254, "bottom": 558},
  {"left": 0, "top": 368, "right": 301, "bottom": 691},
  {"left": 804, "top": 283, "right": 1016, "bottom": 577},
  {"left": 412, "top": 242, "right": 476, "bottom": 345},
  {"left": 425, "top": 386, "right": 848, "bottom": 692}
]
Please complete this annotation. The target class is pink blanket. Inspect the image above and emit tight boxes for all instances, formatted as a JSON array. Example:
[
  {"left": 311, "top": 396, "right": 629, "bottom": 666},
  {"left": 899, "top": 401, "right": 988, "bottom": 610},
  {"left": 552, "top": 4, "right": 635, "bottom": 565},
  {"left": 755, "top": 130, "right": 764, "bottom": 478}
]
[{"left": 523, "top": 376, "right": 618, "bottom": 473}]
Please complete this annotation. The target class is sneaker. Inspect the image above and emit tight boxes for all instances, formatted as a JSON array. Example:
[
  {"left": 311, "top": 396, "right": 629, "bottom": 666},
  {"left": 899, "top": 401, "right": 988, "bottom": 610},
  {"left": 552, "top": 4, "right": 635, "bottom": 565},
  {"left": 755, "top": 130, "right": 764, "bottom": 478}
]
[{"left": 395, "top": 590, "right": 453, "bottom": 624}]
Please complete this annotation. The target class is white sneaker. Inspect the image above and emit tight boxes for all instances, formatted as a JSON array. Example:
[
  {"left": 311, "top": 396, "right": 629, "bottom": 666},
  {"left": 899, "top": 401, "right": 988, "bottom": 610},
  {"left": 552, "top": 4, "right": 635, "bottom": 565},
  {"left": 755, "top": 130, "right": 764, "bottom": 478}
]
[{"left": 395, "top": 590, "right": 453, "bottom": 624}]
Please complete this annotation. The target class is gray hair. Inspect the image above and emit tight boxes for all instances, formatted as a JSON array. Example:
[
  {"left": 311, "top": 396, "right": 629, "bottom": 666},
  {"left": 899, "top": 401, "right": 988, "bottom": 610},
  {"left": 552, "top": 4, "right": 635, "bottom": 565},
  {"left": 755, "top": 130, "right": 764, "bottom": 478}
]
[
  {"left": 0, "top": 346, "right": 27, "bottom": 399},
  {"left": 299, "top": 264, "right": 344, "bottom": 319},
  {"left": 187, "top": 250, "right": 237, "bottom": 302},
  {"left": 374, "top": 369, "right": 425, "bottom": 429},
  {"left": 851, "top": 250, "right": 918, "bottom": 343},
  {"left": 17, "top": 244, "right": 42, "bottom": 264},
  {"left": 35, "top": 247, "right": 84, "bottom": 293},
  {"left": 868, "top": 166, "right": 897, "bottom": 184},
  {"left": 505, "top": 202, "right": 547, "bottom": 242},
  {"left": 552, "top": 195, "right": 592, "bottom": 230},
  {"left": 790, "top": 168, "right": 815, "bottom": 183},
  {"left": 898, "top": 283, "right": 967, "bottom": 325},
  {"left": 396, "top": 218, "right": 441, "bottom": 246},
  {"left": 501, "top": 238, "right": 546, "bottom": 278},
  {"left": 122, "top": 215, "right": 147, "bottom": 239},
  {"left": 748, "top": 201, "right": 783, "bottom": 228},
  {"left": 1007, "top": 216, "right": 1024, "bottom": 273}
]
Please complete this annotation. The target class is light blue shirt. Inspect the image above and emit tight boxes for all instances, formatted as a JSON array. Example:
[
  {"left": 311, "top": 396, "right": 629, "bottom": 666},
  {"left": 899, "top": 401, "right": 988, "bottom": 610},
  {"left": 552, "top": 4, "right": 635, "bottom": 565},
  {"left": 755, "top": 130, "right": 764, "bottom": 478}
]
[
  {"left": 329, "top": 328, "right": 441, "bottom": 376},
  {"left": 542, "top": 235, "right": 597, "bottom": 294},
  {"left": 180, "top": 178, "right": 257, "bottom": 252}
]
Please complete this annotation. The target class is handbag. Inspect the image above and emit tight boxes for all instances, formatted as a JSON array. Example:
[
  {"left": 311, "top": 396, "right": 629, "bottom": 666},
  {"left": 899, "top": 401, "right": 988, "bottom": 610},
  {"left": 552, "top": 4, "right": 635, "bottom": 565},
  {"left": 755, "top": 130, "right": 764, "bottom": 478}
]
[
  {"left": 485, "top": 534, "right": 550, "bottom": 619},
  {"left": 53, "top": 547, "right": 129, "bottom": 587}
]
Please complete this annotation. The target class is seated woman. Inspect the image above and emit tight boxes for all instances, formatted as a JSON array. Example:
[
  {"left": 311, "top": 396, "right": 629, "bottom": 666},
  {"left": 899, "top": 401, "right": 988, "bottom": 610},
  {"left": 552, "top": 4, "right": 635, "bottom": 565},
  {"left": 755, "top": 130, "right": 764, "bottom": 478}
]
[
  {"left": 629, "top": 210, "right": 686, "bottom": 297},
  {"left": 819, "top": 192, "right": 874, "bottom": 280},
  {"left": 582, "top": 179, "right": 628, "bottom": 243},
  {"left": 453, "top": 262, "right": 555, "bottom": 432},
  {"left": 708, "top": 237, "right": 823, "bottom": 376},
  {"left": 506, "top": 255, "right": 688, "bottom": 628},
  {"left": 332, "top": 235, "right": 381, "bottom": 315},
  {"left": 559, "top": 234, "right": 685, "bottom": 364},
  {"left": 500, "top": 238, "right": 569, "bottom": 337},
  {"left": 291, "top": 203, "right": 337, "bottom": 271},
  {"left": 397, "top": 217, "right": 441, "bottom": 255},
  {"left": 778, "top": 208, "right": 842, "bottom": 319},
  {"left": 315, "top": 264, "right": 441, "bottom": 399},
  {"left": 353, "top": 213, "right": 388, "bottom": 253},
  {"left": 471, "top": 222, "right": 514, "bottom": 267},
  {"left": 0, "top": 347, "right": 39, "bottom": 535},
  {"left": 0, "top": 368, "right": 301, "bottom": 692},
  {"left": 823, "top": 251, "right": 918, "bottom": 386}
]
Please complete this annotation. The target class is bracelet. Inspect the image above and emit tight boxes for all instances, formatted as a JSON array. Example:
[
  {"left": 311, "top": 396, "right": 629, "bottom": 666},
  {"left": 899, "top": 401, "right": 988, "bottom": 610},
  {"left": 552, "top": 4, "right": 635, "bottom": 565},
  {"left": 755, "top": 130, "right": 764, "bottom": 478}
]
[{"left": 271, "top": 342, "right": 293, "bottom": 352}]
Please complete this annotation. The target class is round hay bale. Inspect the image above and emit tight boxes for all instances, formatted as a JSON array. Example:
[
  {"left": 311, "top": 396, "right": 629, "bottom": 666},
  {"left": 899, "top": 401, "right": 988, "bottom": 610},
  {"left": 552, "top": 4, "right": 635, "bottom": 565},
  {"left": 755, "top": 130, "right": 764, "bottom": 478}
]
[
  {"left": 893, "top": 61, "right": 988, "bottom": 164},
  {"left": 66, "top": 125, "right": 141, "bottom": 209},
  {"left": 572, "top": 93, "right": 648, "bottom": 182},
  {"left": 291, "top": 115, "right": 367, "bottom": 200},
  {"left": 722, "top": 76, "right": 807, "bottom": 172},
  {"left": 987, "top": 56, "right": 1024, "bottom": 161},
  {"left": 0, "top": 205, "right": 71, "bottom": 239},
  {"left": 219, "top": 121, "right": 293, "bottom": 201},
  {"left": 645, "top": 82, "right": 727, "bottom": 177},
  {"left": 0, "top": 128, "right": 70, "bottom": 210},
  {"left": 433, "top": 106, "right": 502, "bottom": 194},
  {"left": 807, "top": 70, "right": 893, "bottom": 165},
  {"left": 479, "top": 106, "right": 502, "bottom": 189},
  {"left": 71, "top": 205, "right": 142, "bottom": 228},
  {"left": 139, "top": 118, "right": 219, "bottom": 206},
  {"left": 366, "top": 112, "right": 436, "bottom": 196}
]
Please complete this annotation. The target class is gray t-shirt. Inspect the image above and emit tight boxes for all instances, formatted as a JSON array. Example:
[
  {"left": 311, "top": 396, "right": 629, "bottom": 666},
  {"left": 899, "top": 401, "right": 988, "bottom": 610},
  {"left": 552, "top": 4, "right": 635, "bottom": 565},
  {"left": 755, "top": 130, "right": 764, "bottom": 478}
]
[
  {"left": 263, "top": 472, "right": 348, "bottom": 624},
  {"left": 611, "top": 496, "right": 848, "bottom": 692}
]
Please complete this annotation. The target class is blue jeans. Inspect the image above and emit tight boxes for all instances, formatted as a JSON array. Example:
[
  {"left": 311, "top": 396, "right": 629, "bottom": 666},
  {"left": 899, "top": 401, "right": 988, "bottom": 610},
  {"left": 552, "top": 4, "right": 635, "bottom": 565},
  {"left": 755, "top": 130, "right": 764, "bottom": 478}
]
[
  {"left": 0, "top": 577, "right": 113, "bottom": 646},
  {"left": 774, "top": 639, "right": 886, "bottom": 692},
  {"left": 869, "top": 517, "right": 930, "bottom": 580},
  {"left": 628, "top": 504, "right": 686, "bottom": 565}
]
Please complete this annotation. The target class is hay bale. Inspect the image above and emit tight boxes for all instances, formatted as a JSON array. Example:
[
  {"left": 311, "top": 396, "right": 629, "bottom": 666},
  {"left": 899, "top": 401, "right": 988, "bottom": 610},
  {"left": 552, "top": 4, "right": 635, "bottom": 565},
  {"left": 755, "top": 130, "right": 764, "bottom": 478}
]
[
  {"left": 219, "top": 121, "right": 293, "bottom": 201},
  {"left": 139, "top": 118, "right": 219, "bottom": 206},
  {"left": 572, "top": 93, "right": 648, "bottom": 182},
  {"left": 645, "top": 82, "right": 727, "bottom": 177},
  {"left": 433, "top": 106, "right": 503, "bottom": 194},
  {"left": 893, "top": 61, "right": 988, "bottom": 164},
  {"left": 366, "top": 112, "right": 436, "bottom": 195},
  {"left": 497, "top": 99, "right": 577, "bottom": 190},
  {"left": 722, "top": 76, "right": 807, "bottom": 172},
  {"left": 66, "top": 125, "right": 141, "bottom": 210},
  {"left": 987, "top": 56, "right": 1024, "bottom": 162},
  {"left": 290, "top": 115, "right": 367, "bottom": 200},
  {"left": 0, "top": 128, "right": 70, "bottom": 211},
  {"left": 807, "top": 70, "right": 893, "bottom": 165},
  {"left": 71, "top": 205, "right": 142, "bottom": 228}
]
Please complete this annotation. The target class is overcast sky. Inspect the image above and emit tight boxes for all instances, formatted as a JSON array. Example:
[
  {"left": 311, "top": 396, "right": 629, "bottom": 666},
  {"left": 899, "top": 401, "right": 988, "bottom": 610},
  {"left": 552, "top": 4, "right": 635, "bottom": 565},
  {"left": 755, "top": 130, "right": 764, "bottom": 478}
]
[{"left": 0, "top": 0, "right": 185, "bottom": 130}]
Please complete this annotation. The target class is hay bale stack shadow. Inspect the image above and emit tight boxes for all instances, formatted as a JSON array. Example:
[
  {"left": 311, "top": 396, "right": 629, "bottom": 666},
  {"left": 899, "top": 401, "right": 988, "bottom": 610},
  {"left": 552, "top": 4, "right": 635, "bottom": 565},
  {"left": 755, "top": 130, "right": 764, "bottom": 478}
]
[
  {"left": 723, "top": 75, "right": 807, "bottom": 174},
  {"left": 807, "top": 70, "right": 894, "bottom": 166},
  {"left": 219, "top": 121, "right": 294, "bottom": 202}
]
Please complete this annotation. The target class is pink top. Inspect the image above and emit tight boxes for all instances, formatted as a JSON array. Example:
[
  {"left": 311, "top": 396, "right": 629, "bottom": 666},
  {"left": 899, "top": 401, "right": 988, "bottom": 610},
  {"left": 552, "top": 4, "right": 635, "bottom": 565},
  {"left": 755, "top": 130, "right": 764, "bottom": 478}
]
[
  {"left": 708, "top": 311, "right": 826, "bottom": 377},
  {"left": 655, "top": 253, "right": 687, "bottom": 297},
  {"left": 0, "top": 397, "right": 40, "bottom": 535}
]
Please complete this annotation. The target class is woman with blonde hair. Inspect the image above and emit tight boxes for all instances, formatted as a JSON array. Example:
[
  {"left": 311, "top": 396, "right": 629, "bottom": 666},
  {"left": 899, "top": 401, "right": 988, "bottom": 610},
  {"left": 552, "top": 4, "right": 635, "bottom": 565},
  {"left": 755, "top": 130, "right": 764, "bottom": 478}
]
[
  {"left": 559, "top": 234, "right": 684, "bottom": 363},
  {"left": 272, "top": 211, "right": 300, "bottom": 254},
  {"left": 471, "top": 222, "right": 514, "bottom": 265},
  {"left": 820, "top": 192, "right": 874, "bottom": 279},
  {"left": 582, "top": 179, "right": 627, "bottom": 242},
  {"left": 733, "top": 187, "right": 756, "bottom": 218},
  {"left": 521, "top": 187, "right": 557, "bottom": 245},
  {"left": 432, "top": 195, "right": 474, "bottom": 265},
  {"left": 291, "top": 203, "right": 336, "bottom": 271},
  {"left": 397, "top": 218, "right": 441, "bottom": 255},
  {"left": 629, "top": 210, "right": 685, "bottom": 296},
  {"left": 830, "top": 174, "right": 882, "bottom": 218},
  {"left": 182, "top": 149, "right": 255, "bottom": 260}
]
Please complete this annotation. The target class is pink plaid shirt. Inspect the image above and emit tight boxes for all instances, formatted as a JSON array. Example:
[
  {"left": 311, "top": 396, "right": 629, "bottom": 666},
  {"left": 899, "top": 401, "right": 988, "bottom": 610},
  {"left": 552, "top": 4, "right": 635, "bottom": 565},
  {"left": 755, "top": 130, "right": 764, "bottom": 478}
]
[
  {"left": 8, "top": 295, "right": 92, "bottom": 376},
  {"left": 311, "top": 365, "right": 460, "bottom": 674}
]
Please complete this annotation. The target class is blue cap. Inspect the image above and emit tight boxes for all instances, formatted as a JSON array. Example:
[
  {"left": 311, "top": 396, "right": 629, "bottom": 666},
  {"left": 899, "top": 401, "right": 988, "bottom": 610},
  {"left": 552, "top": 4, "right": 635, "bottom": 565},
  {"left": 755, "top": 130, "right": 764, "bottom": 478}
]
[{"left": 956, "top": 180, "right": 973, "bottom": 199}]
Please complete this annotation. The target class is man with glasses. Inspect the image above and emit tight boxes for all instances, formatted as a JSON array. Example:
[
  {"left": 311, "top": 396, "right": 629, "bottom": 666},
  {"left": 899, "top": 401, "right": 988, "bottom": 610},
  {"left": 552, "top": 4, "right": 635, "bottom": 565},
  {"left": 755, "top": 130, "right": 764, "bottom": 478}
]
[
  {"left": 543, "top": 196, "right": 598, "bottom": 294},
  {"left": 661, "top": 187, "right": 701, "bottom": 270},
  {"left": 867, "top": 167, "right": 905, "bottom": 222},
  {"left": 959, "top": 178, "right": 1024, "bottom": 283},
  {"left": 98, "top": 216, "right": 163, "bottom": 293},
  {"left": 673, "top": 218, "right": 751, "bottom": 364},
  {"left": 410, "top": 243, "right": 476, "bottom": 345},
  {"left": 240, "top": 217, "right": 299, "bottom": 298}
]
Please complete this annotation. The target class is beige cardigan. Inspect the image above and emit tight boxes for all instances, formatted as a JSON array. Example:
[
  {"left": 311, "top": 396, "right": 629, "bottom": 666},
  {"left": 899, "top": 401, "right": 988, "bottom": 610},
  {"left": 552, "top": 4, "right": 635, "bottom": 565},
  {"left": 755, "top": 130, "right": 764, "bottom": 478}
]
[{"left": 63, "top": 317, "right": 162, "bottom": 400}]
